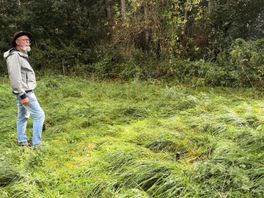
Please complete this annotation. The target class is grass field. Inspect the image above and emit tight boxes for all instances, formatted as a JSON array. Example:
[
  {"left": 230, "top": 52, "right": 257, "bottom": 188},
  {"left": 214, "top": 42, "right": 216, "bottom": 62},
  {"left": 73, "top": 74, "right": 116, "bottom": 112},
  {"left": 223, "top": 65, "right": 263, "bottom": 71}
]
[{"left": 0, "top": 75, "right": 263, "bottom": 197}]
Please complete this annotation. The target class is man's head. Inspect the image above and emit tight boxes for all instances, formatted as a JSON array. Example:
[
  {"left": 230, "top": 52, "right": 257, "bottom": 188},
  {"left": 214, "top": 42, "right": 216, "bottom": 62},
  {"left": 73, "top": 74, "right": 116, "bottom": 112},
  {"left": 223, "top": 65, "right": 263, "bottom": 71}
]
[{"left": 12, "top": 31, "right": 32, "bottom": 52}]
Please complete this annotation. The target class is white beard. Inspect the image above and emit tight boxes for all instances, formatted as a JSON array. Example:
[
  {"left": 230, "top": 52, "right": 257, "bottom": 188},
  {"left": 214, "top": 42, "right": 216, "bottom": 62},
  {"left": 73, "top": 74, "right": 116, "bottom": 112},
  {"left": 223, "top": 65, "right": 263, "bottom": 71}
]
[{"left": 22, "top": 46, "right": 31, "bottom": 52}]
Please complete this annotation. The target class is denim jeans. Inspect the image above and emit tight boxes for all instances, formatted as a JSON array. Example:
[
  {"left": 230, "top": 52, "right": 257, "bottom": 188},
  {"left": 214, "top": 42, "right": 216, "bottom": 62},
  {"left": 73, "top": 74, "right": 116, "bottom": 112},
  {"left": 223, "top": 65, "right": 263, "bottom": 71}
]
[{"left": 17, "top": 92, "right": 45, "bottom": 146}]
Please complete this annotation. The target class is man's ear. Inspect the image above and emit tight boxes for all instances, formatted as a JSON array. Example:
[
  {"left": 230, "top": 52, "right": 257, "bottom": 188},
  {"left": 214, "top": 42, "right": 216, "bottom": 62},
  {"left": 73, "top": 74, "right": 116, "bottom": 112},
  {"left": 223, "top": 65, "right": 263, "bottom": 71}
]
[{"left": 15, "top": 39, "right": 19, "bottom": 47}]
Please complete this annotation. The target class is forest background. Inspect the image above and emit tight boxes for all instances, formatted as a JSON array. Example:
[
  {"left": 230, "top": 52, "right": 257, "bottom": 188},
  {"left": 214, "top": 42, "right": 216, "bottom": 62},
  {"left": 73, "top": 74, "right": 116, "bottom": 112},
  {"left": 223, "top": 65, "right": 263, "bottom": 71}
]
[{"left": 0, "top": 0, "right": 264, "bottom": 87}]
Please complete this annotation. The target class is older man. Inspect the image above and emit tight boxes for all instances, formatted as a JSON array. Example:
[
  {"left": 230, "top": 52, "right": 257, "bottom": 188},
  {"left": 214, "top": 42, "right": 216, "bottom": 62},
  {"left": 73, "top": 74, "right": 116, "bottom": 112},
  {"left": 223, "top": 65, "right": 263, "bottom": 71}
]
[{"left": 3, "top": 31, "right": 45, "bottom": 147}]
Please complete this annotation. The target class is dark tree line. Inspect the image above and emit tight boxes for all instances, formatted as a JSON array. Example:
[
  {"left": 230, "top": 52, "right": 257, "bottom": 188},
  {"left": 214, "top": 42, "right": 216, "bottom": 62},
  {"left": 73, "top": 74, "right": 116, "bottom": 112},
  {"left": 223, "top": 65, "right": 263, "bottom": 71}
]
[{"left": 1, "top": 0, "right": 264, "bottom": 86}]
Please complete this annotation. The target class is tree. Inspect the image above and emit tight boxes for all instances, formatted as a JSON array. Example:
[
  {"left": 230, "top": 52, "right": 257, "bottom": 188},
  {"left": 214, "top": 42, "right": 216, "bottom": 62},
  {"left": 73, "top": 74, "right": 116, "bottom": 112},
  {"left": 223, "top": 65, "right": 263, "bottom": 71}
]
[
  {"left": 208, "top": 0, "right": 264, "bottom": 58},
  {"left": 105, "top": 0, "right": 113, "bottom": 25},
  {"left": 120, "top": 0, "right": 126, "bottom": 21},
  {"left": 208, "top": 0, "right": 214, "bottom": 14}
]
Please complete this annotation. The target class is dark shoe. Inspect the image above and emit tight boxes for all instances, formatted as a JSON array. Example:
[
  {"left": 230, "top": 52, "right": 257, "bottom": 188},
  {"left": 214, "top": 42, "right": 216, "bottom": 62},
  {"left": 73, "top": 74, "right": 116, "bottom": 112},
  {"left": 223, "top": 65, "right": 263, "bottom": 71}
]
[
  {"left": 18, "top": 142, "right": 31, "bottom": 147},
  {"left": 42, "top": 123, "right": 46, "bottom": 131}
]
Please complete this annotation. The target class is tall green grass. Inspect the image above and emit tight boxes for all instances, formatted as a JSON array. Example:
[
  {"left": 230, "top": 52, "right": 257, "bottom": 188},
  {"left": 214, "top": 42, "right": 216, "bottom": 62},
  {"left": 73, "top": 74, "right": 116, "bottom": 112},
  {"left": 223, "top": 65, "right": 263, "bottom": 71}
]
[{"left": 0, "top": 75, "right": 263, "bottom": 197}]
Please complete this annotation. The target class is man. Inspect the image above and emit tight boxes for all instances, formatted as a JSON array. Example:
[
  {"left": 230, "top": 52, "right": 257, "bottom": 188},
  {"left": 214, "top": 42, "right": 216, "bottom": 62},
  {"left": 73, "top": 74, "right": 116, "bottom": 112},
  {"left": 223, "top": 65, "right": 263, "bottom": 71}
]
[{"left": 3, "top": 31, "right": 45, "bottom": 147}]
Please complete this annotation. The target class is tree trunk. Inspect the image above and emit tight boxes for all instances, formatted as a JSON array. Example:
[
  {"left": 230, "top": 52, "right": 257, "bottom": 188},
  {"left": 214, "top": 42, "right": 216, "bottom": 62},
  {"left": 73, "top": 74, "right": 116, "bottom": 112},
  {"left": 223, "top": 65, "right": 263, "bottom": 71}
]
[
  {"left": 182, "top": 2, "right": 193, "bottom": 48},
  {"left": 144, "top": 2, "right": 150, "bottom": 51},
  {"left": 208, "top": 0, "right": 214, "bottom": 14},
  {"left": 105, "top": 0, "right": 112, "bottom": 23},
  {"left": 184, "top": 4, "right": 189, "bottom": 34},
  {"left": 121, "top": 0, "right": 126, "bottom": 21}
]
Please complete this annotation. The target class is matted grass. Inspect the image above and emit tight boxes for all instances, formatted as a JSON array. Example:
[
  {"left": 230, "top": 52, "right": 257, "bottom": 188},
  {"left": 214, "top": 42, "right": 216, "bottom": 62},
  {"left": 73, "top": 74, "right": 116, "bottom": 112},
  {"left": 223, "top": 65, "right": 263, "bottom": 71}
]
[{"left": 0, "top": 75, "right": 263, "bottom": 197}]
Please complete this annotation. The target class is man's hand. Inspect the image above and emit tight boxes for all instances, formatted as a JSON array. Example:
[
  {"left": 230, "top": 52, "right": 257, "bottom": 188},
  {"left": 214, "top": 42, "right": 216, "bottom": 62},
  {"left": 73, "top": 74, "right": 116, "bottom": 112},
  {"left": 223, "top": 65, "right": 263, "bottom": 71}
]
[{"left": 21, "top": 97, "right": 30, "bottom": 106}]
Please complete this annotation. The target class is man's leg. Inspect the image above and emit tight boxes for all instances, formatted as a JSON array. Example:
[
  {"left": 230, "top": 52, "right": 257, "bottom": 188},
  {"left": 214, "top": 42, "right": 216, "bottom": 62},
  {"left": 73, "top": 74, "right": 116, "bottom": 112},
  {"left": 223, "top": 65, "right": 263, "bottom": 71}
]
[
  {"left": 17, "top": 99, "right": 29, "bottom": 145},
  {"left": 26, "top": 92, "right": 45, "bottom": 146}
]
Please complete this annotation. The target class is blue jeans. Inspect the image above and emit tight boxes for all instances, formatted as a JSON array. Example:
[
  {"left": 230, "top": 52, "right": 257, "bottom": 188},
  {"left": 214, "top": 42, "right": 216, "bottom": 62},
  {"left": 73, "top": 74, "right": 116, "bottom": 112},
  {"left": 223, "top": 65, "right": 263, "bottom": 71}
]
[{"left": 17, "top": 92, "right": 45, "bottom": 146}]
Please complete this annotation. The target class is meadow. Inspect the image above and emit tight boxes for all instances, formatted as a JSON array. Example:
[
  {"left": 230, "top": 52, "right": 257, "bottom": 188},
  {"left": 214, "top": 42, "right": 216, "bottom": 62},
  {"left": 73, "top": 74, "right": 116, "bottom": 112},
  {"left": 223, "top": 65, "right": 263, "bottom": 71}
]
[{"left": 0, "top": 75, "right": 263, "bottom": 197}]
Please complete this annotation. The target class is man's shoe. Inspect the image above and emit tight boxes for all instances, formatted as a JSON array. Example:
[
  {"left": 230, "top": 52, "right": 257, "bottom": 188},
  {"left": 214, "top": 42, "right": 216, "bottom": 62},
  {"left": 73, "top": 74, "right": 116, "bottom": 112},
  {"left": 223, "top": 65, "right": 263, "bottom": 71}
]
[
  {"left": 42, "top": 123, "right": 46, "bottom": 131},
  {"left": 18, "top": 142, "right": 31, "bottom": 147}
]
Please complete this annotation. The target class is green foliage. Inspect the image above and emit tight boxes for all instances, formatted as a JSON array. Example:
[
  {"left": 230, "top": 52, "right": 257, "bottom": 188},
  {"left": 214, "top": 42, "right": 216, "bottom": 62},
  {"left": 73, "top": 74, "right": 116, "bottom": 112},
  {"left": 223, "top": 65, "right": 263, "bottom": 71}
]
[
  {"left": 0, "top": 0, "right": 107, "bottom": 74},
  {"left": 214, "top": 38, "right": 264, "bottom": 87},
  {"left": 208, "top": 0, "right": 264, "bottom": 57},
  {"left": 67, "top": 44, "right": 264, "bottom": 87},
  {"left": 1, "top": 0, "right": 264, "bottom": 87}
]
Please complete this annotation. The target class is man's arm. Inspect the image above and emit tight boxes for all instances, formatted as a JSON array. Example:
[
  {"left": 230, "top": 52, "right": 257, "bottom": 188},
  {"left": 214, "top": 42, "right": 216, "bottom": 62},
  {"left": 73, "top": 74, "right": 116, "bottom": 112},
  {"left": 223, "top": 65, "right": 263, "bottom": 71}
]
[{"left": 6, "top": 53, "right": 29, "bottom": 105}]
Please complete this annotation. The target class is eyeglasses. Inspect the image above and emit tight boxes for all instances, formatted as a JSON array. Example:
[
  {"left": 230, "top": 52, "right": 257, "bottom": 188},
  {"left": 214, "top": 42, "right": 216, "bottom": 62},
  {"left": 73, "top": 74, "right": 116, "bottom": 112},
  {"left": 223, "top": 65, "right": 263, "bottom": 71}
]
[{"left": 18, "top": 38, "right": 30, "bottom": 42}]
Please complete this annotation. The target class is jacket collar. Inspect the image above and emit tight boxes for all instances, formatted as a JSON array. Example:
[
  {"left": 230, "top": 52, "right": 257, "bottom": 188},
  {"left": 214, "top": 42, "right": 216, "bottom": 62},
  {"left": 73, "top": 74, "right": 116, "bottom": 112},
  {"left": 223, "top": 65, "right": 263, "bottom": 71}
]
[
  {"left": 3, "top": 48, "right": 29, "bottom": 60},
  {"left": 16, "top": 49, "right": 29, "bottom": 58}
]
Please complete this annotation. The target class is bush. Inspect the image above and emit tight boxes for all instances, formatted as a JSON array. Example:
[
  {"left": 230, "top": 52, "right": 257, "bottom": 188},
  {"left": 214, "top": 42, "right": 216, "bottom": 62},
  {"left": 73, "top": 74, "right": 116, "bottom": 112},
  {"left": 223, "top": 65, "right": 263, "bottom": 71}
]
[
  {"left": 215, "top": 38, "right": 264, "bottom": 87},
  {"left": 70, "top": 39, "right": 264, "bottom": 88},
  {"left": 3, "top": 37, "right": 264, "bottom": 89}
]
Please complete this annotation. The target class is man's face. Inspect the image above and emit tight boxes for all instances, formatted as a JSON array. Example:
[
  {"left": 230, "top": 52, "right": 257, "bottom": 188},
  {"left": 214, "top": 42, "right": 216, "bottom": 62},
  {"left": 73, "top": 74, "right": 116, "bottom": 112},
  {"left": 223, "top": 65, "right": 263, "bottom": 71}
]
[{"left": 16, "top": 35, "right": 31, "bottom": 52}]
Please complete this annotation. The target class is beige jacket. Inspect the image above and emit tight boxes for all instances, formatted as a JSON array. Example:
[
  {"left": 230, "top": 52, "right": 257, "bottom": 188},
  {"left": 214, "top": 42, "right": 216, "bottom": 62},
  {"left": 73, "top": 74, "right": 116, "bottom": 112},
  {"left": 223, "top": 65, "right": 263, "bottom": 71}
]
[{"left": 3, "top": 48, "right": 36, "bottom": 98}]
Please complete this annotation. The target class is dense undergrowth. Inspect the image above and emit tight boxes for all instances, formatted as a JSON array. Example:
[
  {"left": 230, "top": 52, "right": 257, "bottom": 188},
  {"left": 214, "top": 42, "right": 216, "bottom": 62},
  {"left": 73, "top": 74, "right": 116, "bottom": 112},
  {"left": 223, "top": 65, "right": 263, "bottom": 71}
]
[{"left": 0, "top": 75, "right": 263, "bottom": 197}]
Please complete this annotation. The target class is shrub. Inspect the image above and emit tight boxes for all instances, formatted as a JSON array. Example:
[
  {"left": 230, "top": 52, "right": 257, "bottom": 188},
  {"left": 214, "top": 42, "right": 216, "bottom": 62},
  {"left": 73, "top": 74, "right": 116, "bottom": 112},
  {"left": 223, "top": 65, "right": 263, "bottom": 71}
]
[{"left": 215, "top": 38, "right": 264, "bottom": 87}]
